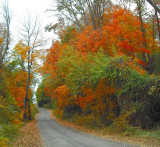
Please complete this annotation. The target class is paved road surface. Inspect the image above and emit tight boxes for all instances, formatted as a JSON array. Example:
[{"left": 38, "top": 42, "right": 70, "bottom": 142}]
[{"left": 37, "top": 108, "right": 139, "bottom": 147}]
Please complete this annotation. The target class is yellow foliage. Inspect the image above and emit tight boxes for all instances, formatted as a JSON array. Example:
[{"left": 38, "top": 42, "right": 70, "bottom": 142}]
[
  {"left": 0, "top": 37, "right": 3, "bottom": 45},
  {"left": 0, "top": 138, "right": 9, "bottom": 147},
  {"left": 14, "top": 41, "right": 31, "bottom": 60},
  {"left": 11, "top": 119, "right": 23, "bottom": 125},
  {"left": 113, "top": 108, "right": 136, "bottom": 132}
]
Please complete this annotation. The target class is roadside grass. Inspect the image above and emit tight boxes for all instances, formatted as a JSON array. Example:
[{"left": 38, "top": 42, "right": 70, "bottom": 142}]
[{"left": 134, "top": 128, "right": 160, "bottom": 139}]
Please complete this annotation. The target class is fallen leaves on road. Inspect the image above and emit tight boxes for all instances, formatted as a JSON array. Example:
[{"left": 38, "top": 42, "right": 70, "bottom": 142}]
[{"left": 11, "top": 113, "right": 45, "bottom": 147}]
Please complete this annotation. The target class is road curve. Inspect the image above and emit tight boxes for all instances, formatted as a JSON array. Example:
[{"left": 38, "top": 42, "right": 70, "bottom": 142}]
[{"left": 37, "top": 108, "right": 139, "bottom": 147}]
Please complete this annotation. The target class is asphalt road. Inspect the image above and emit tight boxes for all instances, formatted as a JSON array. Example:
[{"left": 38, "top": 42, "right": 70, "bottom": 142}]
[{"left": 37, "top": 108, "right": 139, "bottom": 147}]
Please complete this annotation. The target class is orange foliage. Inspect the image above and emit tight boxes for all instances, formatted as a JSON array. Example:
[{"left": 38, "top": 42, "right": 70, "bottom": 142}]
[
  {"left": 0, "top": 37, "right": 3, "bottom": 45},
  {"left": 74, "top": 26, "right": 104, "bottom": 53},
  {"left": 44, "top": 86, "right": 57, "bottom": 100},
  {"left": 55, "top": 85, "right": 69, "bottom": 110},
  {"left": 42, "top": 41, "right": 67, "bottom": 75},
  {"left": 75, "top": 78, "right": 116, "bottom": 117},
  {"left": 41, "top": 5, "right": 159, "bottom": 120},
  {"left": 127, "top": 59, "right": 146, "bottom": 75},
  {"left": 9, "top": 70, "right": 32, "bottom": 109},
  {"left": 103, "top": 6, "right": 150, "bottom": 57},
  {"left": 74, "top": 6, "right": 150, "bottom": 60}
]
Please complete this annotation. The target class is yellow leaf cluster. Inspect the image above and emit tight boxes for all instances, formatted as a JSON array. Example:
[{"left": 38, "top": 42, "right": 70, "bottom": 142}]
[
  {"left": 14, "top": 41, "right": 30, "bottom": 60},
  {"left": 0, "top": 37, "right": 3, "bottom": 45}
]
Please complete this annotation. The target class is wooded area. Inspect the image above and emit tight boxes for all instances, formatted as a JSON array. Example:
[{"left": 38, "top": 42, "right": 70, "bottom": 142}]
[
  {"left": 0, "top": 0, "right": 160, "bottom": 146},
  {"left": 37, "top": 0, "right": 160, "bottom": 131}
]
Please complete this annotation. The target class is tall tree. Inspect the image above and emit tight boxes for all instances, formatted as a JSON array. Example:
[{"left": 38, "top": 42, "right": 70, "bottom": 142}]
[
  {"left": 19, "top": 13, "right": 43, "bottom": 120},
  {"left": 48, "top": 0, "right": 112, "bottom": 30},
  {"left": 0, "top": 0, "right": 11, "bottom": 67},
  {"left": 122, "top": 0, "right": 147, "bottom": 62}
]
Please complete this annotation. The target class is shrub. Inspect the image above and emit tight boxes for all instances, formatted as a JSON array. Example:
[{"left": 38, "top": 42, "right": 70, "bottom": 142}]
[
  {"left": 0, "top": 124, "right": 19, "bottom": 140},
  {"left": 62, "top": 103, "right": 81, "bottom": 119},
  {"left": 76, "top": 114, "right": 104, "bottom": 129},
  {"left": 30, "top": 104, "right": 39, "bottom": 120},
  {"left": 118, "top": 73, "right": 160, "bottom": 129}
]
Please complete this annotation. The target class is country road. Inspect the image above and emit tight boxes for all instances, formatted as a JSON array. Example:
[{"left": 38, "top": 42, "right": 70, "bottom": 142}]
[{"left": 37, "top": 108, "right": 139, "bottom": 147}]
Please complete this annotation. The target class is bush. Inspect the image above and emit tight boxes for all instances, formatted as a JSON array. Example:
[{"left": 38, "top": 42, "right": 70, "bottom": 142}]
[
  {"left": 112, "top": 108, "right": 135, "bottom": 132},
  {"left": 30, "top": 104, "right": 39, "bottom": 120},
  {"left": 118, "top": 73, "right": 160, "bottom": 129},
  {"left": 2, "top": 124, "right": 19, "bottom": 140},
  {"left": 0, "top": 135, "right": 9, "bottom": 147},
  {"left": 76, "top": 115, "right": 104, "bottom": 129},
  {"left": 55, "top": 48, "right": 160, "bottom": 130},
  {"left": 62, "top": 103, "right": 81, "bottom": 119},
  {"left": 53, "top": 100, "right": 58, "bottom": 113}
]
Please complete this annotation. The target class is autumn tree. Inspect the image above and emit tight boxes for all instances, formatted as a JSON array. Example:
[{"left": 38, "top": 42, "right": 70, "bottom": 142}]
[
  {"left": 19, "top": 13, "right": 43, "bottom": 121},
  {"left": 40, "top": 1, "right": 160, "bottom": 130}
]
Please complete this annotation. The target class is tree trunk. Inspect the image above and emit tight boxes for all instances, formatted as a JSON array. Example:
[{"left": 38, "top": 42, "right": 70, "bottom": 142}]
[
  {"left": 155, "top": 10, "right": 160, "bottom": 41},
  {"left": 23, "top": 50, "right": 31, "bottom": 121},
  {"left": 137, "top": 1, "right": 147, "bottom": 63},
  {"left": 147, "top": 0, "right": 160, "bottom": 14}
]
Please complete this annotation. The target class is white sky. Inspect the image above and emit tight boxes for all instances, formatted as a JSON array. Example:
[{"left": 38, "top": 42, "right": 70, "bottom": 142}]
[
  {"left": 2, "top": 0, "right": 154, "bottom": 49},
  {"left": 3, "top": 0, "right": 58, "bottom": 49}
]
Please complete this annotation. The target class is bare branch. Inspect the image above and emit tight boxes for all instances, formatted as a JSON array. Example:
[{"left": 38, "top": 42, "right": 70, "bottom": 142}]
[{"left": 0, "top": 0, "right": 11, "bottom": 66}]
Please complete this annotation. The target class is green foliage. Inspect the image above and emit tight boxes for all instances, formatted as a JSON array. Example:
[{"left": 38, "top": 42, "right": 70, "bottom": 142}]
[
  {"left": 0, "top": 135, "right": 9, "bottom": 146},
  {"left": 135, "top": 129, "right": 160, "bottom": 139},
  {"left": 62, "top": 103, "right": 81, "bottom": 119},
  {"left": 36, "top": 79, "right": 53, "bottom": 108},
  {"left": 30, "top": 104, "right": 39, "bottom": 120},
  {"left": 58, "top": 47, "right": 132, "bottom": 93},
  {"left": 76, "top": 115, "right": 104, "bottom": 129},
  {"left": 0, "top": 69, "right": 23, "bottom": 146},
  {"left": 0, "top": 103, "right": 22, "bottom": 145},
  {"left": 1, "top": 124, "right": 19, "bottom": 139},
  {"left": 118, "top": 72, "right": 160, "bottom": 128},
  {"left": 53, "top": 100, "right": 58, "bottom": 112},
  {"left": 57, "top": 47, "right": 160, "bottom": 129},
  {"left": 0, "top": 124, "right": 20, "bottom": 146},
  {"left": 0, "top": 105, "right": 20, "bottom": 124},
  {"left": 112, "top": 108, "right": 136, "bottom": 132},
  {"left": 60, "top": 26, "right": 77, "bottom": 44}
]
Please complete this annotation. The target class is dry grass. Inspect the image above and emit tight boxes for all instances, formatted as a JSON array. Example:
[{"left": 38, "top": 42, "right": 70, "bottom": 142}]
[
  {"left": 48, "top": 110, "right": 160, "bottom": 147},
  {"left": 11, "top": 113, "right": 45, "bottom": 147}
]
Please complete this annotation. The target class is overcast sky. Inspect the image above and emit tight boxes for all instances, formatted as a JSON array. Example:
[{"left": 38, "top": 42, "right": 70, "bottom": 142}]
[
  {"left": 2, "top": 0, "right": 58, "bottom": 49},
  {"left": 0, "top": 0, "right": 154, "bottom": 50}
]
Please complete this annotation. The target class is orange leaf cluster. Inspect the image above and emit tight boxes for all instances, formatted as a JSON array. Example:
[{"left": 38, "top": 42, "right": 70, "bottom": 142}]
[{"left": 9, "top": 70, "right": 32, "bottom": 109}]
